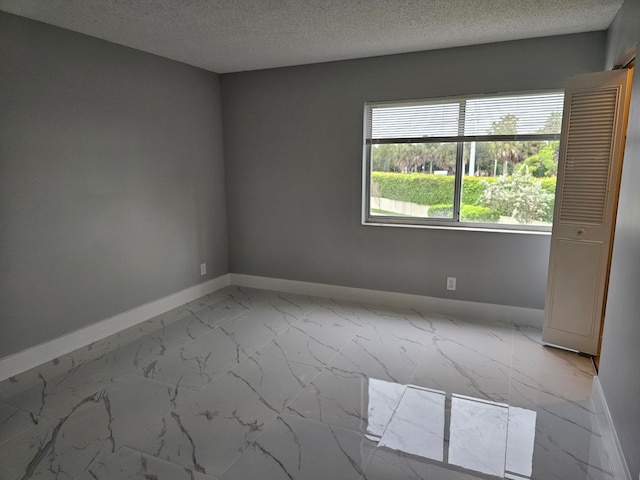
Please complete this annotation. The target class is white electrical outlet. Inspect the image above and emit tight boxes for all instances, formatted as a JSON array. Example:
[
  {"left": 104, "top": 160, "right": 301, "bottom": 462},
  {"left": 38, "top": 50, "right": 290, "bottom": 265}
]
[
  {"left": 446, "top": 277, "right": 456, "bottom": 291},
  {"left": 200, "top": 263, "right": 206, "bottom": 276}
]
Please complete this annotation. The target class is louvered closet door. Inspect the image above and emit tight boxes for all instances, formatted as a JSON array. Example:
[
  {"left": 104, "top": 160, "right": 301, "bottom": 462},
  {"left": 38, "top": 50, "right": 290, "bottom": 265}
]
[{"left": 543, "top": 69, "right": 632, "bottom": 355}]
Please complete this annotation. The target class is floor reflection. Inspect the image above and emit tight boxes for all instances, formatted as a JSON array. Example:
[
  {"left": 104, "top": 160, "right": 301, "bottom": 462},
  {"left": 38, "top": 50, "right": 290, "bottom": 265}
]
[
  {"left": 378, "top": 386, "right": 445, "bottom": 461},
  {"left": 371, "top": 383, "right": 537, "bottom": 479}
]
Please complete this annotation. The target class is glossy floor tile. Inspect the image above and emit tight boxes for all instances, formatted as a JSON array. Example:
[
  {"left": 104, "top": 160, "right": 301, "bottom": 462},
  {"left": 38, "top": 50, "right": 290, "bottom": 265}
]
[{"left": 0, "top": 286, "right": 613, "bottom": 479}]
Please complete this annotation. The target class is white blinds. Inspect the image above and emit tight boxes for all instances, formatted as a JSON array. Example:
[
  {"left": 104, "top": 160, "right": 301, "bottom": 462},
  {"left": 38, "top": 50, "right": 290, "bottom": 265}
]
[
  {"left": 371, "top": 102, "right": 460, "bottom": 138},
  {"left": 367, "top": 92, "right": 564, "bottom": 141}
]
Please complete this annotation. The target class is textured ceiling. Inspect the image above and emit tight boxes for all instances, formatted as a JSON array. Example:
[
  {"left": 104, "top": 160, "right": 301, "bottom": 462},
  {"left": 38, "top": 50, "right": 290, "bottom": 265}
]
[{"left": 0, "top": 0, "right": 624, "bottom": 73}]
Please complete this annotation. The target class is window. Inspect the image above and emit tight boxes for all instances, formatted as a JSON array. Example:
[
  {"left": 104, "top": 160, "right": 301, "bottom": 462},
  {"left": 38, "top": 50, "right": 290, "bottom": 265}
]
[{"left": 363, "top": 91, "right": 564, "bottom": 231}]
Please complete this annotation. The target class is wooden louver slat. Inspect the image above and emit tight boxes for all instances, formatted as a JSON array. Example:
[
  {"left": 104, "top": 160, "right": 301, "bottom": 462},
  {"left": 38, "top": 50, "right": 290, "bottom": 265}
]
[{"left": 559, "top": 88, "right": 618, "bottom": 225}]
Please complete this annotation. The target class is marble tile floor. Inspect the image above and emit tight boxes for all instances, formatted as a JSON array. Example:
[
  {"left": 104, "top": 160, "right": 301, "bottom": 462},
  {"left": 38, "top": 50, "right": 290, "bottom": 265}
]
[{"left": 0, "top": 286, "right": 613, "bottom": 480}]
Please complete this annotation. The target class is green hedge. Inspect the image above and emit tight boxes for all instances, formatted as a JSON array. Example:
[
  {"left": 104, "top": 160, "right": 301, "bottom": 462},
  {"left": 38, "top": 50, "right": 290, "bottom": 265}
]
[
  {"left": 371, "top": 172, "right": 454, "bottom": 205},
  {"left": 372, "top": 172, "right": 556, "bottom": 221},
  {"left": 371, "top": 173, "right": 502, "bottom": 206},
  {"left": 429, "top": 204, "right": 500, "bottom": 222},
  {"left": 462, "top": 177, "right": 496, "bottom": 205}
]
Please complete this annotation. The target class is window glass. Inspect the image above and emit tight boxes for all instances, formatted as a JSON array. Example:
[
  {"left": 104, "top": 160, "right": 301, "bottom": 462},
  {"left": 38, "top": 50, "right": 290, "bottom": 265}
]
[
  {"left": 370, "top": 142, "right": 456, "bottom": 219},
  {"left": 364, "top": 91, "right": 563, "bottom": 231}
]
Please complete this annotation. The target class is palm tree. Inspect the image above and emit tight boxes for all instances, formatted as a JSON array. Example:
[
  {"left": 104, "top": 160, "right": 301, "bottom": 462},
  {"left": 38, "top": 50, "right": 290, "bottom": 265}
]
[
  {"left": 394, "top": 144, "right": 425, "bottom": 173},
  {"left": 493, "top": 140, "right": 521, "bottom": 176},
  {"left": 489, "top": 115, "right": 522, "bottom": 176}
]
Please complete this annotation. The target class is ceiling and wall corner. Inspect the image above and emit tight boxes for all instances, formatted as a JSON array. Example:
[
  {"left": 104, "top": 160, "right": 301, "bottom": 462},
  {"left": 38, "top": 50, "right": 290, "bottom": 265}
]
[
  {"left": 606, "top": 0, "right": 640, "bottom": 68},
  {"left": 0, "top": 0, "right": 624, "bottom": 73}
]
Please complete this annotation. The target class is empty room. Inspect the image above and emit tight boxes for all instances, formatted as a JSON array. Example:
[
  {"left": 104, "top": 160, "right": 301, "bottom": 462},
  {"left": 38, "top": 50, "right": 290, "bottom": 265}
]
[{"left": 1, "top": 1, "right": 639, "bottom": 479}]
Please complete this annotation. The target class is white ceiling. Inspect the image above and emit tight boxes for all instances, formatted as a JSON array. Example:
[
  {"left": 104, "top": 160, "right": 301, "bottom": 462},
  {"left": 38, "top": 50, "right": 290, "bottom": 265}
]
[{"left": 0, "top": 0, "right": 624, "bottom": 73}]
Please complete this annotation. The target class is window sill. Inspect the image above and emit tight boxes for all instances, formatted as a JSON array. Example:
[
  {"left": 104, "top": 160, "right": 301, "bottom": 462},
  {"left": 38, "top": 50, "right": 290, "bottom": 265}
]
[{"left": 362, "top": 218, "right": 552, "bottom": 235}]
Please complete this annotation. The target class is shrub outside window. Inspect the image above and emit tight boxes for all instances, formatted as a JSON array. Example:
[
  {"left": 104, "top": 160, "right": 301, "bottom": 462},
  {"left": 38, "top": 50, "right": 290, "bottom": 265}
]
[{"left": 363, "top": 91, "right": 564, "bottom": 231}]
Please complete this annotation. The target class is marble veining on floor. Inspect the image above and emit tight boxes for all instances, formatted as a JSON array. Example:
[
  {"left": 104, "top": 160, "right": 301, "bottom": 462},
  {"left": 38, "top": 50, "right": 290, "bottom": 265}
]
[{"left": 0, "top": 286, "right": 612, "bottom": 479}]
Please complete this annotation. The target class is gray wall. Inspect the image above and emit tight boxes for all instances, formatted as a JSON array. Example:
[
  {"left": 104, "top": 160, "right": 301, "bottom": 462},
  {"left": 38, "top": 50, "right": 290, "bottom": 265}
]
[
  {"left": 0, "top": 13, "right": 229, "bottom": 358},
  {"left": 600, "top": 0, "right": 640, "bottom": 477},
  {"left": 221, "top": 32, "right": 605, "bottom": 310}
]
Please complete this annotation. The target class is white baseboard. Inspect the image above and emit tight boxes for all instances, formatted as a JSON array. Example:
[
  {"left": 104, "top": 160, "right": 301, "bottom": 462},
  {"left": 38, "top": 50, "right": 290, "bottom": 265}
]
[
  {"left": 0, "top": 274, "right": 230, "bottom": 382},
  {"left": 592, "top": 376, "right": 632, "bottom": 480},
  {"left": 0, "top": 273, "right": 543, "bottom": 384},
  {"left": 230, "top": 274, "right": 544, "bottom": 328}
]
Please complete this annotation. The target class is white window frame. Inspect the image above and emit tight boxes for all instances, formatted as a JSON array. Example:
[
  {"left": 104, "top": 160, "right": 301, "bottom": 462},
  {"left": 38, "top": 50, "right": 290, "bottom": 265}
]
[{"left": 362, "top": 90, "right": 563, "bottom": 233}]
